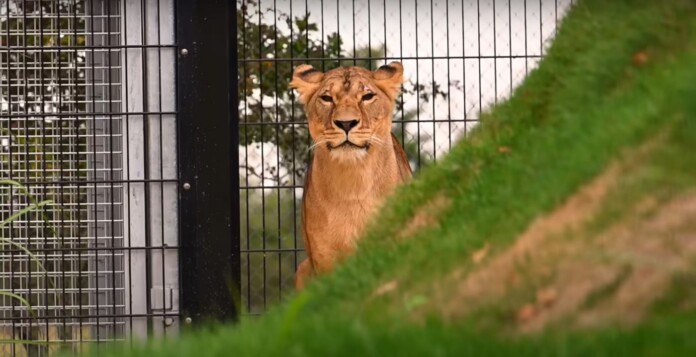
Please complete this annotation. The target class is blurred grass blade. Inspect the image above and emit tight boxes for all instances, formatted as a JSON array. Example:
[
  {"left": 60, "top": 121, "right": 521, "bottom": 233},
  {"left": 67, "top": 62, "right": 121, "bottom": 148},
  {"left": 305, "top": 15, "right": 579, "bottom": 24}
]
[
  {"left": 0, "top": 180, "right": 61, "bottom": 239},
  {"left": 0, "top": 200, "right": 53, "bottom": 229},
  {"left": 0, "top": 179, "right": 32, "bottom": 199},
  {"left": 0, "top": 236, "right": 48, "bottom": 276},
  {"left": 0, "top": 291, "right": 37, "bottom": 319},
  {"left": 0, "top": 200, "right": 53, "bottom": 274}
]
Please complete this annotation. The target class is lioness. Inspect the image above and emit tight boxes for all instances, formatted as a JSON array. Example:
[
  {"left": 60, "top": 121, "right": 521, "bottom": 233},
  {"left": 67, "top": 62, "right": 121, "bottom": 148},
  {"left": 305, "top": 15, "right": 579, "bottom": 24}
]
[{"left": 290, "top": 62, "right": 412, "bottom": 289}]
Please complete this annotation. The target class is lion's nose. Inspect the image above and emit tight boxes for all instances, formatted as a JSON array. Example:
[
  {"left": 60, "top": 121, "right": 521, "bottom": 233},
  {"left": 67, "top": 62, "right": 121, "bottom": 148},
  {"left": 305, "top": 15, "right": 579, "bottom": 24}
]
[{"left": 334, "top": 119, "right": 359, "bottom": 134}]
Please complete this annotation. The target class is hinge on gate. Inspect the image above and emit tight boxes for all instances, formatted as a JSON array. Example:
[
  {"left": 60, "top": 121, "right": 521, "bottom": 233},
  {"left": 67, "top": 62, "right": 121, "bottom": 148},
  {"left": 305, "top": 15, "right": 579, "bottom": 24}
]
[{"left": 150, "top": 287, "right": 178, "bottom": 312}]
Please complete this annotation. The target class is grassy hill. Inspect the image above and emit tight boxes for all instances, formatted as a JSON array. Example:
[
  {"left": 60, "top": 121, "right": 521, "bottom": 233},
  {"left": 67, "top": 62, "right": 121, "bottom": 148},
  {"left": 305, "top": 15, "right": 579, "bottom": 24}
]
[{"left": 102, "top": 0, "right": 696, "bottom": 355}]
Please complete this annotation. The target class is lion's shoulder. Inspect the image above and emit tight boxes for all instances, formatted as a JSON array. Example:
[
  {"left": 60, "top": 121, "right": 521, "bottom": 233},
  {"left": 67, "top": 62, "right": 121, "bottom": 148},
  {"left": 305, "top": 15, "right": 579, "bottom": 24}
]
[{"left": 391, "top": 133, "right": 413, "bottom": 181}]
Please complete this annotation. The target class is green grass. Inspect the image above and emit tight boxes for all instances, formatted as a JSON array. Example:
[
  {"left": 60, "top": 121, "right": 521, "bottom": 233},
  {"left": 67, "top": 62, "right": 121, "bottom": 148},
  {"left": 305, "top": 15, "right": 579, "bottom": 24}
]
[{"left": 96, "top": 0, "right": 696, "bottom": 355}]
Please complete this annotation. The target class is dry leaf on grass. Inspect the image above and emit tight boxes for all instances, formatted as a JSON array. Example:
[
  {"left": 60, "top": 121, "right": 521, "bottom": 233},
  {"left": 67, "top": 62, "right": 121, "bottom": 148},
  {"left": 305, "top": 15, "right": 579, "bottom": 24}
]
[
  {"left": 370, "top": 280, "right": 399, "bottom": 299},
  {"left": 517, "top": 303, "right": 537, "bottom": 323},
  {"left": 632, "top": 51, "right": 649, "bottom": 66},
  {"left": 471, "top": 243, "right": 490, "bottom": 264},
  {"left": 536, "top": 287, "right": 558, "bottom": 307}
]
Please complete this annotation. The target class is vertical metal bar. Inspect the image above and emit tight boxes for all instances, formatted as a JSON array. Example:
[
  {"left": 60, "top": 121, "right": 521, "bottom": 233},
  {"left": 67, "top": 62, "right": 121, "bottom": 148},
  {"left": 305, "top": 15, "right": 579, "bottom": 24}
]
[
  {"left": 524, "top": 0, "right": 528, "bottom": 74},
  {"left": 39, "top": 0, "right": 48, "bottom": 343},
  {"left": 257, "top": 0, "right": 266, "bottom": 312},
  {"left": 241, "top": 0, "right": 251, "bottom": 313},
  {"left": 5, "top": 0, "right": 17, "bottom": 349},
  {"left": 105, "top": 0, "right": 118, "bottom": 337},
  {"left": 273, "top": 0, "right": 281, "bottom": 302},
  {"left": 429, "top": 0, "right": 436, "bottom": 161},
  {"left": 57, "top": 0, "right": 68, "bottom": 343},
  {"left": 335, "top": 0, "right": 340, "bottom": 65},
  {"left": 290, "top": 0, "right": 299, "bottom": 287},
  {"left": 555, "top": 0, "right": 558, "bottom": 31},
  {"left": 155, "top": 0, "right": 168, "bottom": 337},
  {"left": 88, "top": 0, "right": 101, "bottom": 343},
  {"left": 445, "top": 0, "right": 452, "bottom": 151},
  {"left": 462, "top": 0, "right": 467, "bottom": 135},
  {"left": 367, "top": 0, "right": 372, "bottom": 69},
  {"left": 319, "top": 0, "right": 325, "bottom": 71},
  {"left": 508, "top": 0, "right": 512, "bottom": 97},
  {"left": 352, "top": 0, "right": 356, "bottom": 66},
  {"left": 139, "top": 0, "right": 154, "bottom": 336},
  {"left": 414, "top": 0, "right": 420, "bottom": 168},
  {"left": 398, "top": 0, "right": 405, "bottom": 146},
  {"left": 306, "top": 0, "right": 311, "bottom": 191},
  {"left": 539, "top": 0, "right": 543, "bottom": 56},
  {"left": 382, "top": 0, "right": 387, "bottom": 64},
  {"left": 176, "top": 0, "right": 239, "bottom": 324},
  {"left": 476, "top": 0, "right": 482, "bottom": 120},
  {"left": 73, "top": 0, "right": 85, "bottom": 344},
  {"left": 493, "top": 0, "right": 498, "bottom": 104},
  {"left": 31, "top": 0, "right": 46, "bottom": 338},
  {"left": 173, "top": 0, "right": 182, "bottom": 327},
  {"left": 121, "top": 0, "right": 135, "bottom": 339}
]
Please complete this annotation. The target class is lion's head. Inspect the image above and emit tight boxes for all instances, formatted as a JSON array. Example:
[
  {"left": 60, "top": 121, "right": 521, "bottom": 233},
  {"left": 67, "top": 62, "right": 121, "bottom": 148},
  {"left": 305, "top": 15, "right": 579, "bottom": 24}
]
[{"left": 290, "top": 62, "right": 404, "bottom": 162}]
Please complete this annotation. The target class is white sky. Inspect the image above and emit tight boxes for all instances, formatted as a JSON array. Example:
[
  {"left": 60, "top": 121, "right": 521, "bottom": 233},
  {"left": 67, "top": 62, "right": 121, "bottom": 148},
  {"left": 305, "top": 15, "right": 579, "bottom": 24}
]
[{"left": 241, "top": 0, "right": 574, "bottom": 188}]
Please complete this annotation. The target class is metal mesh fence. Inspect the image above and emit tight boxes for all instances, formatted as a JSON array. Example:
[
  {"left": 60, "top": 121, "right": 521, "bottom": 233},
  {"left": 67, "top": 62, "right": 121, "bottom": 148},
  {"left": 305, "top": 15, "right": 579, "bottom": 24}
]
[
  {"left": 237, "top": 0, "right": 575, "bottom": 315},
  {"left": 0, "top": 0, "right": 178, "bottom": 354}
]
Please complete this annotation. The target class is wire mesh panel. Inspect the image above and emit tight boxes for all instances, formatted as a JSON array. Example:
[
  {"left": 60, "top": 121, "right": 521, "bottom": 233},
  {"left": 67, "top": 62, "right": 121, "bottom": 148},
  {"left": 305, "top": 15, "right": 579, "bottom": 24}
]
[
  {"left": 0, "top": 0, "right": 178, "bottom": 355},
  {"left": 237, "top": 0, "right": 575, "bottom": 315}
]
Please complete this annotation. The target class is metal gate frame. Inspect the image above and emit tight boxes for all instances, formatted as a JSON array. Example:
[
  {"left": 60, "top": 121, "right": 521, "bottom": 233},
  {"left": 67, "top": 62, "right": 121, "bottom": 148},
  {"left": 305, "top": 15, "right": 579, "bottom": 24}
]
[{"left": 176, "top": 0, "right": 241, "bottom": 325}]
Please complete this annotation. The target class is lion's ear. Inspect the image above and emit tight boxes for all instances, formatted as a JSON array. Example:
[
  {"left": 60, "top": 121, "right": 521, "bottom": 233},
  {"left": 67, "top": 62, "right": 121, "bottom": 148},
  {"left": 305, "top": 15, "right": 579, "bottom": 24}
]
[
  {"left": 373, "top": 62, "right": 404, "bottom": 100},
  {"left": 290, "top": 64, "right": 324, "bottom": 105}
]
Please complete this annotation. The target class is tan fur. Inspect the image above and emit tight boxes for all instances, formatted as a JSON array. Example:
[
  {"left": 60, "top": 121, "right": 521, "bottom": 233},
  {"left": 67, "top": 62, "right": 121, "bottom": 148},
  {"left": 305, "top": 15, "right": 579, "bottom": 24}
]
[{"left": 290, "top": 62, "right": 412, "bottom": 289}]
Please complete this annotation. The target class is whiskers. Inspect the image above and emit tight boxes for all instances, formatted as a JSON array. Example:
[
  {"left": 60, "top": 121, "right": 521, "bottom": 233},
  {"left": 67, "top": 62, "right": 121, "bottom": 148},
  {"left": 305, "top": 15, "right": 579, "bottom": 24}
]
[
  {"left": 309, "top": 134, "right": 386, "bottom": 158},
  {"left": 369, "top": 134, "right": 386, "bottom": 147},
  {"left": 308, "top": 139, "right": 327, "bottom": 151}
]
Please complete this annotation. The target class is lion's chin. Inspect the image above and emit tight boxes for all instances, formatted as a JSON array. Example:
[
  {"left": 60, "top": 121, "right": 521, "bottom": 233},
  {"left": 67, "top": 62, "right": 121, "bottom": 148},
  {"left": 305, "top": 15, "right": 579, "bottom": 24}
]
[{"left": 328, "top": 145, "right": 369, "bottom": 164}]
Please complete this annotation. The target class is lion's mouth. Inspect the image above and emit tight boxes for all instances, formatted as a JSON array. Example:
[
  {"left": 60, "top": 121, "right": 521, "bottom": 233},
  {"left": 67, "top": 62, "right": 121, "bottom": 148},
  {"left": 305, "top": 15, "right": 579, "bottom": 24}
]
[{"left": 327, "top": 141, "right": 370, "bottom": 151}]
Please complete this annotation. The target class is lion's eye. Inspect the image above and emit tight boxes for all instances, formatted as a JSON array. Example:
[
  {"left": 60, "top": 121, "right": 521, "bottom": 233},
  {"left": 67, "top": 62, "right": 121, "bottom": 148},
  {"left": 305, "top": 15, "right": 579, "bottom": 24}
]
[
  {"left": 362, "top": 93, "right": 375, "bottom": 101},
  {"left": 320, "top": 95, "right": 333, "bottom": 103}
]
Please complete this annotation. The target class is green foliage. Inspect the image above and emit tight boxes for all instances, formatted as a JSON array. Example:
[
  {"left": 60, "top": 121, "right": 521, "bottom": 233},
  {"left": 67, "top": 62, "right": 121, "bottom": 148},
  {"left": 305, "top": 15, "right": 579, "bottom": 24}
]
[
  {"left": 0, "top": 180, "right": 57, "bottom": 352},
  {"left": 0, "top": 180, "right": 91, "bottom": 354}
]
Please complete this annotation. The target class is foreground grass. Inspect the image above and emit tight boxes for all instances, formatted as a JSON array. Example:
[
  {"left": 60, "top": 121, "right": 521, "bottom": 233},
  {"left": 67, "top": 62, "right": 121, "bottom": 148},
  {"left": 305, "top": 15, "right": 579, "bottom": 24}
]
[{"left": 96, "top": 0, "right": 696, "bottom": 355}]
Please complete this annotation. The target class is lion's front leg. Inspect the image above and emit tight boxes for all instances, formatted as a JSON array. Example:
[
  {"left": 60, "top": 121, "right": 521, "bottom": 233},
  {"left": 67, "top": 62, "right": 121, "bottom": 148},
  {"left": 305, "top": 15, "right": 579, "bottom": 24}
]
[{"left": 295, "top": 258, "right": 314, "bottom": 290}]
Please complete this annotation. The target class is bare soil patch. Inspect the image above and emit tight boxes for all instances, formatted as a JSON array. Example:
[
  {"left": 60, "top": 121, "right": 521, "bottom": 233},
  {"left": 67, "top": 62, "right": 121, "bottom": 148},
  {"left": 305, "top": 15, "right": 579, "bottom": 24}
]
[
  {"left": 433, "top": 133, "right": 696, "bottom": 332},
  {"left": 439, "top": 161, "right": 623, "bottom": 320},
  {"left": 397, "top": 195, "right": 452, "bottom": 240}
]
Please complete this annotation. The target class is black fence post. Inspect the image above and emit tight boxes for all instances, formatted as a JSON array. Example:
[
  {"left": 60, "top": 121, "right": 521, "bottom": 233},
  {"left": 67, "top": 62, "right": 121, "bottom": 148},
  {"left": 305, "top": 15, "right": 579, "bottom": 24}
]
[{"left": 177, "top": 0, "right": 240, "bottom": 324}]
